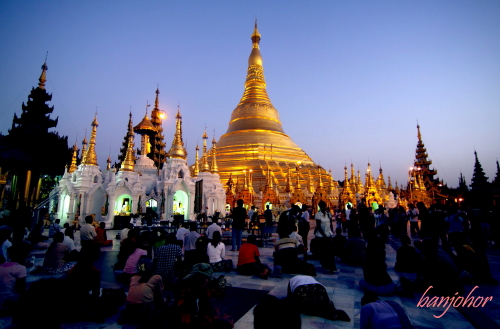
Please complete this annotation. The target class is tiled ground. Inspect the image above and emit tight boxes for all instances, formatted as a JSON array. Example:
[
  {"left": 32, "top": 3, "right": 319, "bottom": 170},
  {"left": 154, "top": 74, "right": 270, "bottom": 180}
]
[{"left": 2, "top": 221, "right": 499, "bottom": 329}]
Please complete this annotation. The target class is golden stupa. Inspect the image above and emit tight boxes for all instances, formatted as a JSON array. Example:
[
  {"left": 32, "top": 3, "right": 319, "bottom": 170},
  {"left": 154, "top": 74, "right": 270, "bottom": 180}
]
[{"left": 207, "top": 22, "right": 332, "bottom": 198}]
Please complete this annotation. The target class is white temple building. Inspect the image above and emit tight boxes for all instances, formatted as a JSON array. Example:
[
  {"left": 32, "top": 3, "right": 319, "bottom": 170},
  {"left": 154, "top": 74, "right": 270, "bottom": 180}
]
[{"left": 50, "top": 91, "right": 225, "bottom": 227}]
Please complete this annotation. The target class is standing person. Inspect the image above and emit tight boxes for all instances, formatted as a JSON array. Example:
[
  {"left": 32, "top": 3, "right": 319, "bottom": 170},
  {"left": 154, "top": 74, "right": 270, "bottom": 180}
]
[
  {"left": 298, "top": 204, "right": 310, "bottom": 250},
  {"left": 407, "top": 204, "right": 419, "bottom": 237},
  {"left": 264, "top": 204, "right": 273, "bottom": 227},
  {"left": 398, "top": 205, "right": 409, "bottom": 237},
  {"left": 416, "top": 202, "right": 429, "bottom": 238},
  {"left": 230, "top": 199, "right": 246, "bottom": 252},
  {"left": 80, "top": 215, "right": 97, "bottom": 248},
  {"left": 345, "top": 204, "right": 352, "bottom": 233},
  {"left": 314, "top": 200, "right": 337, "bottom": 273},
  {"left": 248, "top": 206, "right": 256, "bottom": 225}
]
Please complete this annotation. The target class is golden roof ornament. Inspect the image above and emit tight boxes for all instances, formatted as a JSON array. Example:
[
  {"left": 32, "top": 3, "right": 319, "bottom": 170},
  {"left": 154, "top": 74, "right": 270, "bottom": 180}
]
[
  {"left": 68, "top": 142, "right": 78, "bottom": 173},
  {"left": 193, "top": 144, "right": 200, "bottom": 176},
  {"left": 167, "top": 107, "right": 187, "bottom": 159},
  {"left": 106, "top": 156, "right": 111, "bottom": 170},
  {"left": 201, "top": 128, "right": 210, "bottom": 172},
  {"left": 38, "top": 54, "right": 48, "bottom": 90},
  {"left": 210, "top": 136, "right": 218, "bottom": 173},
  {"left": 120, "top": 130, "right": 135, "bottom": 172},
  {"left": 134, "top": 105, "right": 157, "bottom": 156},
  {"left": 81, "top": 114, "right": 99, "bottom": 166}
]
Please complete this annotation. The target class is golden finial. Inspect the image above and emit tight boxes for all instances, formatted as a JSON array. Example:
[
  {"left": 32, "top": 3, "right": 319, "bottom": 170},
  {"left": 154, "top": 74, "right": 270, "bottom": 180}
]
[
  {"left": 251, "top": 18, "right": 261, "bottom": 48},
  {"left": 106, "top": 155, "right": 111, "bottom": 170},
  {"left": 193, "top": 144, "right": 200, "bottom": 176},
  {"left": 201, "top": 126, "right": 210, "bottom": 172},
  {"left": 38, "top": 52, "right": 48, "bottom": 89},
  {"left": 81, "top": 113, "right": 99, "bottom": 166},
  {"left": 68, "top": 141, "right": 78, "bottom": 173},
  {"left": 417, "top": 120, "right": 422, "bottom": 141},
  {"left": 120, "top": 129, "right": 135, "bottom": 172},
  {"left": 211, "top": 134, "right": 218, "bottom": 173},
  {"left": 167, "top": 106, "right": 187, "bottom": 160}
]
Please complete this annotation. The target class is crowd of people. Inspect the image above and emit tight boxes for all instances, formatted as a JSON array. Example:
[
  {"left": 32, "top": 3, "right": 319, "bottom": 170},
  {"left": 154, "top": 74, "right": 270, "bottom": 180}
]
[{"left": 0, "top": 198, "right": 497, "bottom": 328}]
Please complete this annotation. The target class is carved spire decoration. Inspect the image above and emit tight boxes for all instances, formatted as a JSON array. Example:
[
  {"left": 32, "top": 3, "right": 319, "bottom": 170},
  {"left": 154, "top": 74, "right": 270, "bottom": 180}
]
[
  {"left": 167, "top": 106, "right": 187, "bottom": 159},
  {"left": 193, "top": 144, "right": 200, "bottom": 177},
  {"left": 82, "top": 115, "right": 99, "bottom": 166},
  {"left": 38, "top": 56, "right": 48, "bottom": 90},
  {"left": 149, "top": 88, "right": 167, "bottom": 168},
  {"left": 201, "top": 128, "right": 210, "bottom": 172},
  {"left": 120, "top": 125, "right": 135, "bottom": 172},
  {"left": 68, "top": 142, "right": 78, "bottom": 173},
  {"left": 211, "top": 136, "right": 218, "bottom": 173}
]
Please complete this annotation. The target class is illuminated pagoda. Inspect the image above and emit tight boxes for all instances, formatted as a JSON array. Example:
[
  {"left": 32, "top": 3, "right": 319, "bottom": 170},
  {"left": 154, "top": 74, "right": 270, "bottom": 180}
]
[{"left": 206, "top": 22, "right": 339, "bottom": 209}]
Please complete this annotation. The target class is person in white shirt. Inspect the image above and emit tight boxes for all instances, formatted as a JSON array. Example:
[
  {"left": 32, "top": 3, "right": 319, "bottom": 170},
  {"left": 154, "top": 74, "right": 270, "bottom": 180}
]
[
  {"left": 407, "top": 204, "right": 420, "bottom": 237},
  {"left": 79, "top": 216, "right": 97, "bottom": 247},
  {"left": 175, "top": 222, "right": 190, "bottom": 248},
  {"left": 207, "top": 231, "right": 232, "bottom": 272},
  {"left": 206, "top": 222, "right": 222, "bottom": 240}
]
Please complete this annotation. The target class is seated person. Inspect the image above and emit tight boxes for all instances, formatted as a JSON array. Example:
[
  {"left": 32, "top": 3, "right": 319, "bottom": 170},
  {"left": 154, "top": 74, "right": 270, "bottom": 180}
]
[
  {"left": 42, "top": 232, "right": 73, "bottom": 274},
  {"left": 183, "top": 222, "right": 201, "bottom": 269},
  {"left": 153, "top": 228, "right": 167, "bottom": 248},
  {"left": 175, "top": 222, "right": 190, "bottom": 248},
  {"left": 401, "top": 238, "right": 463, "bottom": 296},
  {"left": 237, "top": 235, "right": 269, "bottom": 279},
  {"left": 360, "top": 291, "right": 414, "bottom": 329},
  {"left": 206, "top": 221, "right": 222, "bottom": 240},
  {"left": 0, "top": 243, "right": 30, "bottom": 312},
  {"left": 287, "top": 275, "right": 350, "bottom": 321},
  {"left": 332, "top": 227, "right": 347, "bottom": 258},
  {"left": 28, "top": 223, "right": 49, "bottom": 250},
  {"left": 341, "top": 229, "right": 366, "bottom": 266},
  {"left": 207, "top": 231, "right": 233, "bottom": 272},
  {"left": 62, "top": 227, "right": 78, "bottom": 262},
  {"left": 153, "top": 234, "right": 182, "bottom": 287},
  {"left": 115, "top": 227, "right": 140, "bottom": 270},
  {"left": 274, "top": 229, "right": 316, "bottom": 276},
  {"left": 174, "top": 263, "right": 214, "bottom": 328},
  {"left": 360, "top": 245, "right": 397, "bottom": 296},
  {"left": 123, "top": 235, "right": 149, "bottom": 279},
  {"left": 395, "top": 235, "right": 422, "bottom": 273},
  {"left": 65, "top": 244, "right": 104, "bottom": 322},
  {"left": 95, "top": 222, "right": 113, "bottom": 247},
  {"left": 48, "top": 219, "right": 61, "bottom": 238},
  {"left": 120, "top": 223, "right": 133, "bottom": 243},
  {"left": 120, "top": 257, "right": 164, "bottom": 325}
]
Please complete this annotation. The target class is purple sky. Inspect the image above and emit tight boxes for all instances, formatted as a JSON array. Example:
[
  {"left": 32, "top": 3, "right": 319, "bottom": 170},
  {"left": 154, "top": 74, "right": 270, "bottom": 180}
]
[{"left": 1, "top": 1, "right": 499, "bottom": 187}]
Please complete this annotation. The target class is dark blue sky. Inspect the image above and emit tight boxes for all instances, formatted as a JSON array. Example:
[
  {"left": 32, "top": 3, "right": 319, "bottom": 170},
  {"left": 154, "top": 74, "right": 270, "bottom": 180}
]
[{"left": 1, "top": 1, "right": 499, "bottom": 186}]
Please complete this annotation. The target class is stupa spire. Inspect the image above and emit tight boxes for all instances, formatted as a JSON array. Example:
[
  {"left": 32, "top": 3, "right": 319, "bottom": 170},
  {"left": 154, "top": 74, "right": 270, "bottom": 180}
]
[
  {"left": 120, "top": 128, "right": 135, "bottom": 172},
  {"left": 193, "top": 144, "right": 200, "bottom": 176},
  {"left": 68, "top": 142, "right": 78, "bottom": 173},
  {"left": 149, "top": 87, "right": 167, "bottom": 168},
  {"left": 81, "top": 114, "right": 99, "bottom": 166},
  {"left": 211, "top": 136, "right": 218, "bottom": 173},
  {"left": 38, "top": 55, "right": 48, "bottom": 89},
  {"left": 167, "top": 106, "right": 187, "bottom": 159},
  {"left": 201, "top": 128, "right": 210, "bottom": 172}
]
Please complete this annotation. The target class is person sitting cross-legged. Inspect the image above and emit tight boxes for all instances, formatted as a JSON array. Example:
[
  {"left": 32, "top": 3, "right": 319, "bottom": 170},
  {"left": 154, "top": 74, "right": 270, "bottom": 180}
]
[
  {"left": 237, "top": 235, "right": 269, "bottom": 279},
  {"left": 207, "top": 231, "right": 233, "bottom": 273}
]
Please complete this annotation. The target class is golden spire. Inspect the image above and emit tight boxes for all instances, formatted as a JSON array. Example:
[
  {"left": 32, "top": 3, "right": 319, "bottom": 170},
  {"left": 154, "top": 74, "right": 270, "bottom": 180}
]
[
  {"left": 107, "top": 156, "right": 111, "bottom": 170},
  {"left": 417, "top": 122, "right": 422, "bottom": 142},
  {"left": 285, "top": 172, "right": 292, "bottom": 193},
  {"left": 344, "top": 165, "right": 349, "bottom": 186},
  {"left": 68, "top": 142, "right": 78, "bottom": 173},
  {"left": 120, "top": 128, "right": 135, "bottom": 172},
  {"left": 80, "top": 132, "right": 88, "bottom": 164},
  {"left": 317, "top": 166, "right": 324, "bottom": 188},
  {"left": 201, "top": 128, "right": 210, "bottom": 172},
  {"left": 193, "top": 144, "right": 200, "bottom": 176},
  {"left": 133, "top": 106, "right": 156, "bottom": 156},
  {"left": 210, "top": 136, "right": 218, "bottom": 173},
  {"left": 38, "top": 55, "right": 48, "bottom": 89},
  {"left": 82, "top": 114, "right": 99, "bottom": 166},
  {"left": 167, "top": 107, "right": 187, "bottom": 159},
  {"left": 328, "top": 169, "right": 334, "bottom": 193},
  {"left": 388, "top": 176, "right": 393, "bottom": 190},
  {"left": 268, "top": 167, "right": 274, "bottom": 188}
]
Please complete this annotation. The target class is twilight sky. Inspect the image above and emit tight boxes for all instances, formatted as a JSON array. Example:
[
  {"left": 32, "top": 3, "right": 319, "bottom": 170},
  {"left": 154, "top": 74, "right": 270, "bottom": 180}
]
[{"left": 1, "top": 1, "right": 499, "bottom": 187}]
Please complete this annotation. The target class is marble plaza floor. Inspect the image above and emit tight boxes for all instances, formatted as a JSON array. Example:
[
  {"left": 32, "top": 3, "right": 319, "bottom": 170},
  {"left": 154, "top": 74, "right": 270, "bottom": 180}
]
[{"left": 1, "top": 221, "right": 500, "bottom": 329}]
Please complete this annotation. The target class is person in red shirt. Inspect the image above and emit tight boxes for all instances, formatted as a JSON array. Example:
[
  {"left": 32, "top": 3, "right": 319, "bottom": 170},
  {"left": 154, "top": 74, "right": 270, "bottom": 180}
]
[
  {"left": 95, "top": 222, "right": 113, "bottom": 247},
  {"left": 236, "top": 235, "right": 269, "bottom": 279}
]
